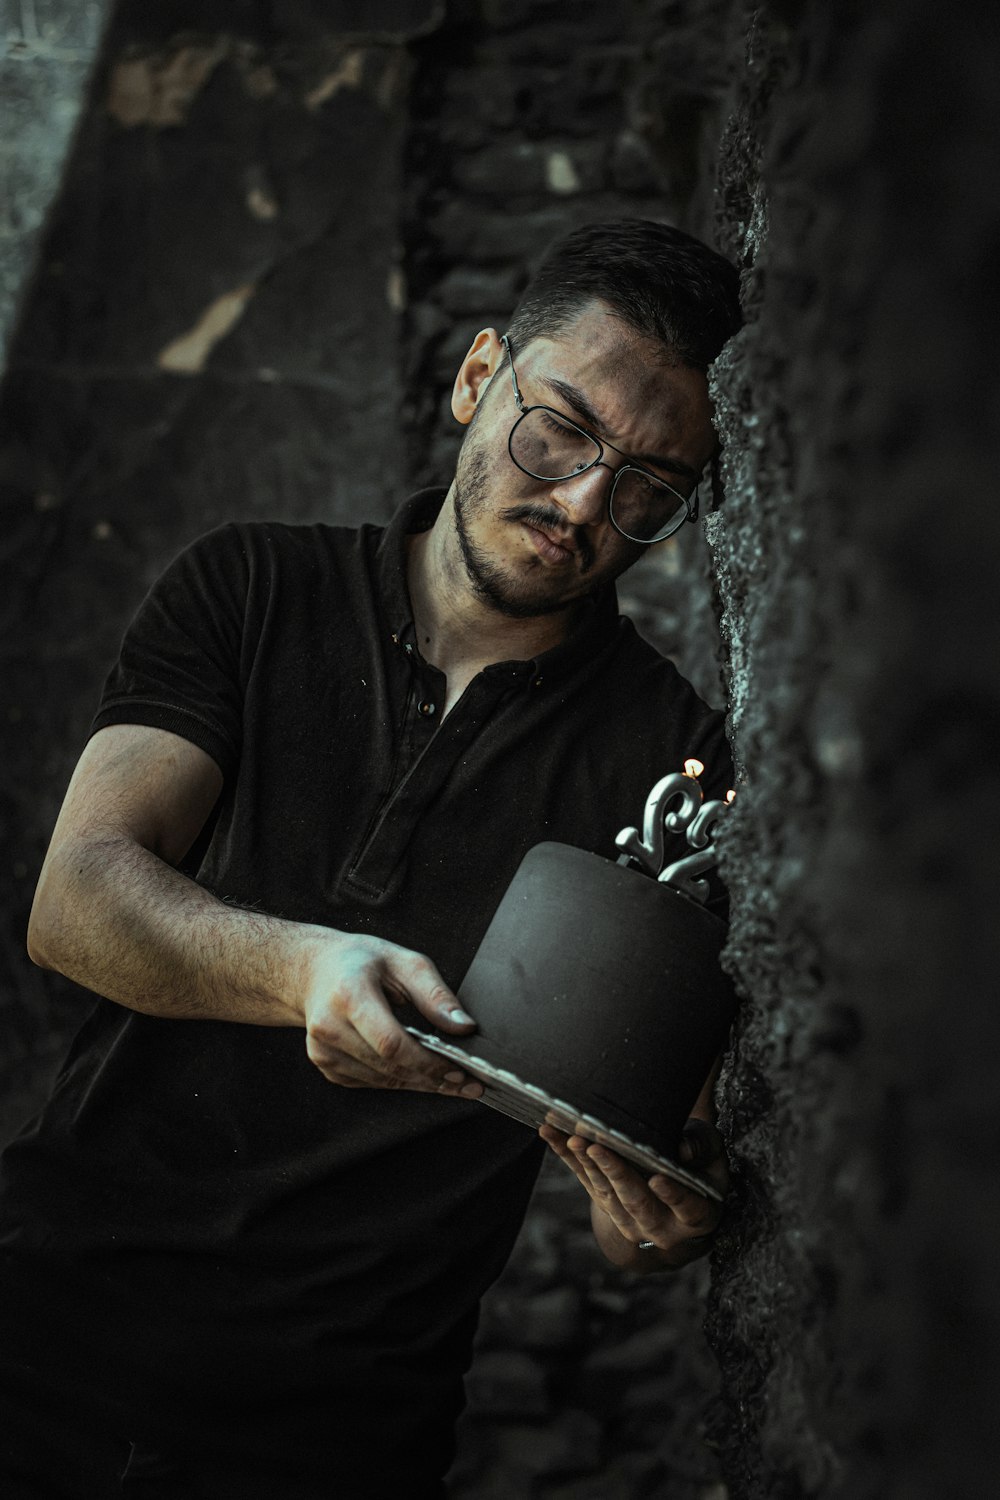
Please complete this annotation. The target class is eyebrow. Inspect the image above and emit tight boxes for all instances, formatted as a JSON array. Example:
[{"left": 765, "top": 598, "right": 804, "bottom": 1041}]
[{"left": 542, "top": 375, "right": 701, "bottom": 483}]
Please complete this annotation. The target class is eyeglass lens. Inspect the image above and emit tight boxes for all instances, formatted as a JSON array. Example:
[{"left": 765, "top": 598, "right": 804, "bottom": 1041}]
[{"left": 510, "top": 408, "right": 689, "bottom": 543}]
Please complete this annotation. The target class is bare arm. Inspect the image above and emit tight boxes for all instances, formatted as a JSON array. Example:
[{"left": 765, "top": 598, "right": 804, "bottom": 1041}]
[{"left": 27, "top": 724, "right": 482, "bottom": 1097}]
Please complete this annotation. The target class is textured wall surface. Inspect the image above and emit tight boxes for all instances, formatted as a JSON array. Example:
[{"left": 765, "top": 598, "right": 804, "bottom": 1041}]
[
  {"left": 697, "top": 1, "right": 999, "bottom": 1496},
  {"left": 0, "top": 0, "right": 111, "bottom": 363},
  {"left": 2, "top": 0, "right": 993, "bottom": 1496}
]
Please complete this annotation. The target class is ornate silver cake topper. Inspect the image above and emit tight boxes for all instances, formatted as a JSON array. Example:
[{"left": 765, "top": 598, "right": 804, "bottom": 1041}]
[{"left": 614, "top": 758, "right": 735, "bottom": 904}]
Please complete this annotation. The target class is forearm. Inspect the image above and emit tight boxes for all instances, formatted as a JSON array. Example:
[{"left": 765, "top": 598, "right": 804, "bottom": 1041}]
[
  {"left": 28, "top": 834, "right": 311, "bottom": 1026},
  {"left": 25, "top": 727, "right": 475, "bottom": 1095}
]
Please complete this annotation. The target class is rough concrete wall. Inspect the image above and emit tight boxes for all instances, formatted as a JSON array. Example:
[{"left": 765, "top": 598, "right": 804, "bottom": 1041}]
[
  {"left": 0, "top": 0, "right": 112, "bottom": 363},
  {"left": 698, "top": 1, "right": 1000, "bottom": 1495}
]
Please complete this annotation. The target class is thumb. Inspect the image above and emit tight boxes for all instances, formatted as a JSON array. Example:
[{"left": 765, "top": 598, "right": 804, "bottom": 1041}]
[
  {"left": 387, "top": 950, "right": 477, "bottom": 1035},
  {"left": 678, "top": 1117, "right": 723, "bottom": 1166}
]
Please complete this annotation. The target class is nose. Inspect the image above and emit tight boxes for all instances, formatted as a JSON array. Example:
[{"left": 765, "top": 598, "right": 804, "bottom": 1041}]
[{"left": 548, "top": 460, "right": 616, "bottom": 527}]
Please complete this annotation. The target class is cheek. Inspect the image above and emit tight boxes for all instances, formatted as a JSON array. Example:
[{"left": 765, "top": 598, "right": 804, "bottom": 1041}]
[
  {"left": 460, "top": 420, "right": 516, "bottom": 490},
  {"left": 596, "top": 532, "right": 644, "bottom": 577}
]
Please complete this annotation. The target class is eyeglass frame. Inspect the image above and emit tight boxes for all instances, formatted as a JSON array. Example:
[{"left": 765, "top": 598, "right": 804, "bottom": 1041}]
[{"left": 498, "top": 333, "right": 700, "bottom": 545}]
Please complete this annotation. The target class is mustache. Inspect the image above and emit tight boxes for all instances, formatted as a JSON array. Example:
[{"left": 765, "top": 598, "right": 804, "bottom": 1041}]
[{"left": 500, "top": 503, "right": 596, "bottom": 570}]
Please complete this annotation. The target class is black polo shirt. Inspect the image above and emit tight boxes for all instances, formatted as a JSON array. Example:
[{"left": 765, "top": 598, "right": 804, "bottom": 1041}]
[{"left": 0, "top": 489, "right": 731, "bottom": 1483}]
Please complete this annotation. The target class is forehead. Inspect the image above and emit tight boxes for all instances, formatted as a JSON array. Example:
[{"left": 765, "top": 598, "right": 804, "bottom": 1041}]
[{"left": 515, "top": 301, "right": 714, "bottom": 467}]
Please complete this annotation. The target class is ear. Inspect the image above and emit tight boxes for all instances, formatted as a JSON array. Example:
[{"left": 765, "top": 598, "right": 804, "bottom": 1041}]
[{"left": 451, "top": 328, "right": 504, "bottom": 426}]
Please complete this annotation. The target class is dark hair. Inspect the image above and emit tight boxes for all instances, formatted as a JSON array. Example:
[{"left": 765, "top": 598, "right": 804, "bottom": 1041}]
[{"left": 504, "top": 218, "right": 742, "bottom": 372}]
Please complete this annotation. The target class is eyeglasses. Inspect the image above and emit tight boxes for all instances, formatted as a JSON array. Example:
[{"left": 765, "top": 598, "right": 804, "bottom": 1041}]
[{"left": 499, "top": 333, "right": 700, "bottom": 545}]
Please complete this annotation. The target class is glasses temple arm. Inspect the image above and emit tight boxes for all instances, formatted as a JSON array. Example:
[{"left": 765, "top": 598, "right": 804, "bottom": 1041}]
[{"left": 499, "top": 333, "right": 526, "bottom": 413}]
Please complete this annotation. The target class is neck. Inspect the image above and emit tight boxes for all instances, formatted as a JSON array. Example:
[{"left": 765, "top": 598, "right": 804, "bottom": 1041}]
[{"left": 406, "top": 489, "right": 581, "bottom": 679}]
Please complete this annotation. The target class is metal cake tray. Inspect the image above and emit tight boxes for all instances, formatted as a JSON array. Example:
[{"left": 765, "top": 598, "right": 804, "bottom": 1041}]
[{"left": 408, "top": 1027, "right": 723, "bottom": 1203}]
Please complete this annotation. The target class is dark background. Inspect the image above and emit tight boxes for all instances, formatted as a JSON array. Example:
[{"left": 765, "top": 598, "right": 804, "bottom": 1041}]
[{"left": 1, "top": 1, "right": 997, "bottom": 1496}]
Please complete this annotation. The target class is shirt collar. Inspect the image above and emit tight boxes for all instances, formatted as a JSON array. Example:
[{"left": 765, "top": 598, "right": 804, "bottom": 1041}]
[{"left": 374, "top": 488, "right": 622, "bottom": 685}]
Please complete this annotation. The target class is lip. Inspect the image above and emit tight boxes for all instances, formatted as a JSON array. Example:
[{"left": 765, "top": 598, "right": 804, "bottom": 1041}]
[{"left": 522, "top": 522, "right": 577, "bottom": 565}]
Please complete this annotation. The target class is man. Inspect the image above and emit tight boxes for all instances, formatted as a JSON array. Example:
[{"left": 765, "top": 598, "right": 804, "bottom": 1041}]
[{"left": 0, "top": 219, "right": 741, "bottom": 1497}]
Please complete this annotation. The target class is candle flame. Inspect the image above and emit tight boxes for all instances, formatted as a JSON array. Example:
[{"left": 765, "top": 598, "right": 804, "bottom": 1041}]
[
  {"left": 683, "top": 757, "right": 705, "bottom": 779},
  {"left": 726, "top": 788, "right": 736, "bottom": 804}
]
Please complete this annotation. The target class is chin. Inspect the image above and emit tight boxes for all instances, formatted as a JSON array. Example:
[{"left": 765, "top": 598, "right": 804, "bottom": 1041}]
[
  {"left": 467, "top": 557, "right": 581, "bottom": 619},
  {"left": 451, "top": 449, "right": 622, "bottom": 618}
]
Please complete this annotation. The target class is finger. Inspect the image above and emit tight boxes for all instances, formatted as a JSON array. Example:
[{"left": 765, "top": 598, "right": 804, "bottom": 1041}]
[
  {"left": 568, "top": 1139, "right": 647, "bottom": 1240},
  {"left": 678, "top": 1118, "right": 730, "bottom": 1193},
  {"left": 312, "top": 1048, "right": 482, "bottom": 1097},
  {"left": 308, "top": 1029, "right": 428, "bottom": 1089},
  {"left": 678, "top": 1118, "right": 724, "bottom": 1164},
  {"left": 405, "top": 1041, "right": 484, "bottom": 1099},
  {"left": 306, "top": 1013, "right": 378, "bottom": 1075},
  {"left": 308, "top": 1001, "right": 483, "bottom": 1095},
  {"left": 581, "top": 1143, "right": 676, "bottom": 1240},
  {"left": 312, "top": 1055, "right": 396, "bottom": 1089},
  {"left": 585, "top": 1146, "right": 722, "bottom": 1256},
  {"left": 539, "top": 1125, "right": 588, "bottom": 1176},
  {"left": 340, "top": 970, "right": 453, "bottom": 1083},
  {"left": 584, "top": 1144, "right": 650, "bottom": 1204},
  {"left": 647, "top": 1172, "right": 724, "bottom": 1233},
  {"left": 384, "top": 950, "right": 477, "bottom": 1035},
  {"left": 539, "top": 1124, "right": 571, "bottom": 1154},
  {"left": 540, "top": 1128, "right": 606, "bottom": 1194},
  {"left": 308, "top": 980, "right": 463, "bottom": 1092},
  {"left": 304, "top": 940, "right": 481, "bottom": 1093}
]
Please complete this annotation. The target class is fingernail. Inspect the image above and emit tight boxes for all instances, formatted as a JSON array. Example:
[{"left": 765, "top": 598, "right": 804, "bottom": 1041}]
[
  {"left": 447, "top": 1006, "right": 475, "bottom": 1026},
  {"left": 459, "top": 1081, "right": 482, "bottom": 1098},
  {"left": 443, "top": 1070, "right": 465, "bottom": 1083}
]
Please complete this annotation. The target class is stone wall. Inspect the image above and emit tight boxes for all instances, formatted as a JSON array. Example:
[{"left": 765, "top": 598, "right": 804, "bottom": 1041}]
[
  {"left": 695, "top": 1, "right": 1000, "bottom": 1496},
  {"left": 0, "top": 0, "right": 112, "bottom": 362},
  {"left": 3, "top": 0, "right": 994, "bottom": 1496}
]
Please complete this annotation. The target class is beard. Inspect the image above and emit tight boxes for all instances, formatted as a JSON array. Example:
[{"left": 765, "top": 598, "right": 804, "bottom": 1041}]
[{"left": 452, "top": 446, "right": 597, "bottom": 619}]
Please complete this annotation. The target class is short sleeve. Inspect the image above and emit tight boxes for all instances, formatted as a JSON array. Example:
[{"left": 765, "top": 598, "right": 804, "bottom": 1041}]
[{"left": 90, "top": 524, "right": 250, "bottom": 780}]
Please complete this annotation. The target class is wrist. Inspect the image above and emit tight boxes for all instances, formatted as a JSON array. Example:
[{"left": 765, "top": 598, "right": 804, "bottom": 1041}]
[
  {"left": 218, "top": 907, "right": 324, "bottom": 1027},
  {"left": 271, "top": 919, "right": 338, "bottom": 1026}
]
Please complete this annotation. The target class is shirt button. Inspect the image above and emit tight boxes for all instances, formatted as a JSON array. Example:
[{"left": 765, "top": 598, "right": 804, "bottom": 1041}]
[{"left": 418, "top": 700, "right": 436, "bottom": 717}]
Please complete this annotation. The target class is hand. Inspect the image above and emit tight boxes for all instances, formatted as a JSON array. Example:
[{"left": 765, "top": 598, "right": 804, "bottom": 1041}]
[
  {"left": 539, "top": 1116, "right": 729, "bottom": 1270},
  {"left": 299, "top": 930, "right": 484, "bottom": 1099}
]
